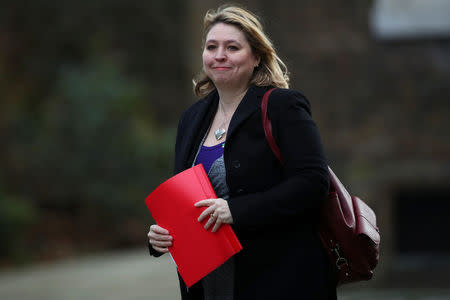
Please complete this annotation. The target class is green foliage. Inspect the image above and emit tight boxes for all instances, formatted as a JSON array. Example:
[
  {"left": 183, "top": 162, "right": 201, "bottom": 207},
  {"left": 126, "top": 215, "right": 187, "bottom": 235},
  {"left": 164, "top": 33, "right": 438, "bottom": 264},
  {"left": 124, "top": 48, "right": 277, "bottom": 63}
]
[
  {"left": 0, "top": 0, "right": 189, "bottom": 263},
  {"left": 0, "top": 57, "right": 175, "bottom": 262},
  {"left": 33, "top": 57, "right": 174, "bottom": 216},
  {"left": 0, "top": 191, "right": 37, "bottom": 258}
]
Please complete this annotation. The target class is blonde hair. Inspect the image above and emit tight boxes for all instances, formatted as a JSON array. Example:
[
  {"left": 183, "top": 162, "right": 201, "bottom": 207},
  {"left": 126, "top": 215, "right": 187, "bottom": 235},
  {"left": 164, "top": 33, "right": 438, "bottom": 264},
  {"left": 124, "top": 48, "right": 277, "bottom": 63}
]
[{"left": 193, "top": 5, "right": 290, "bottom": 97}]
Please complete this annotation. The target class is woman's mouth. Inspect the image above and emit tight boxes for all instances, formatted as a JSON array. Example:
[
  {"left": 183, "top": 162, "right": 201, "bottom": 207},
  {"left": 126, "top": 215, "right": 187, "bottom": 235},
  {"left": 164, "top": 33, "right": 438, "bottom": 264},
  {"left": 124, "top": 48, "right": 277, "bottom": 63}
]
[{"left": 213, "top": 66, "right": 231, "bottom": 70}]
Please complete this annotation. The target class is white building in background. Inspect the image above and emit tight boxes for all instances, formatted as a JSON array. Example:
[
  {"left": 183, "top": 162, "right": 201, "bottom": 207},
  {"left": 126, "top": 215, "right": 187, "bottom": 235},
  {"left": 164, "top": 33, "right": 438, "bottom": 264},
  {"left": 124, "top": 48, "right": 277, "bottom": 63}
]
[{"left": 370, "top": 0, "right": 450, "bottom": 40}]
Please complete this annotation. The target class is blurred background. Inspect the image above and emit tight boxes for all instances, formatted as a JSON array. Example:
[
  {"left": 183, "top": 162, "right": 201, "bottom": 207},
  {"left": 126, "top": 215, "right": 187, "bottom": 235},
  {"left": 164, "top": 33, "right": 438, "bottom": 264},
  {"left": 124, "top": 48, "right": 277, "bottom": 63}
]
[{"left": 0, "top": 0, "right": 449, "bottom": 299}]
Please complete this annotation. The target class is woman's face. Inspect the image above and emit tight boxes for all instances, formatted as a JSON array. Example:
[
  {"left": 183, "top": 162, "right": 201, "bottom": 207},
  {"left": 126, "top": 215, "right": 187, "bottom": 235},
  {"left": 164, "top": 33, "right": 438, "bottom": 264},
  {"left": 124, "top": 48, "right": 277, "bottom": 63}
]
[{"left": 203, "top": 23, "right": 260, "bottom": 89}]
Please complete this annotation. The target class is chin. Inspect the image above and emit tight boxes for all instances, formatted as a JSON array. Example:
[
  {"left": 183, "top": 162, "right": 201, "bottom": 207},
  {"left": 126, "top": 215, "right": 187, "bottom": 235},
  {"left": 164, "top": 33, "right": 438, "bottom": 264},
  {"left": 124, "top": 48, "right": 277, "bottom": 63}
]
[{"left": 211, "top": 76, "right": 232, "bottom": 85}]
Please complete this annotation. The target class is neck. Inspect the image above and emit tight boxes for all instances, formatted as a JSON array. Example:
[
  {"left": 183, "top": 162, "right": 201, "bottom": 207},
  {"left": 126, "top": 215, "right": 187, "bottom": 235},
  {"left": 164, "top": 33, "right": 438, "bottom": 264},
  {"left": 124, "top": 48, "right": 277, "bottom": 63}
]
[{"left": 216, "top": 85, "right": 249, "bottom": 114}]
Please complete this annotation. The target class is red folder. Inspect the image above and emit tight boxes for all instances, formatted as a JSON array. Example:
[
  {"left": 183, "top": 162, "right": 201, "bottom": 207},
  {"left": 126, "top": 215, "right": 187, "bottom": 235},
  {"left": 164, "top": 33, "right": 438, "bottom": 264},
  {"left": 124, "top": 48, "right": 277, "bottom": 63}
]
[{"left": 145, "top": 164, "right": 242, "bottom": 287}]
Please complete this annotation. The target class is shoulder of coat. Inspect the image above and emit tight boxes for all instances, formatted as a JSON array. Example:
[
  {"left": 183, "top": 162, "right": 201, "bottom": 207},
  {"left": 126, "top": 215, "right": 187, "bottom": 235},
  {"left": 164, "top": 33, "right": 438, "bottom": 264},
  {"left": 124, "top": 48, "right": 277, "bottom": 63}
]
[
  {"left": 269, "top": 88, "right": 312, "bottom": 115},
  {"left": 180, "top": 90, "right": 217, "bottom": 121}
]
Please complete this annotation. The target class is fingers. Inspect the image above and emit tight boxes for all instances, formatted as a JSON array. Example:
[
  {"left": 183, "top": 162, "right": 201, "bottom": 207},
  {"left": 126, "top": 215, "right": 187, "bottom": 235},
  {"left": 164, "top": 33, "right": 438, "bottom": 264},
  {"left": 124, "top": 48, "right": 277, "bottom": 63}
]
[
  {"left": 196, "top": 198, "right": 233, "bottom": 232},
  {"left": 204, "top": 216, "right": 216, "bottom": 230},
  {"left": 148, "top": 225, "right": 172, "bottom": 240},
  {"left": 204, "top": 212, "right": 226, "bottom": 232},
  {"left": 148, "top": 225, "right": 173, "bottom": 253},
  {"left": 149, "top": 238, "right": 172, "bottom": 248},
  {"left": 194, "top": 199, "right": 215, "bottom": 207},
  {"left": 197, "top": 206, "right": 216, "bottom": 223},
  {"left": 152, "top": 245, "right": 170, "bottom": 253},
  {"left": 212, "top": 218, "right": 223, "bottom": 233},
  {"left": 150, "top": 224, "right": 169, "bottom": 235}
]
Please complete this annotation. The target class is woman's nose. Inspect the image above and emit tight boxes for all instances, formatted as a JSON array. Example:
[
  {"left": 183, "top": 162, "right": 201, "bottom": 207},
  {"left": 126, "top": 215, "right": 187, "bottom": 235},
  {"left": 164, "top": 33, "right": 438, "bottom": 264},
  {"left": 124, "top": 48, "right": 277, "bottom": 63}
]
[{"left": 214, "top": 47, "right": 226, "bottom": 61}]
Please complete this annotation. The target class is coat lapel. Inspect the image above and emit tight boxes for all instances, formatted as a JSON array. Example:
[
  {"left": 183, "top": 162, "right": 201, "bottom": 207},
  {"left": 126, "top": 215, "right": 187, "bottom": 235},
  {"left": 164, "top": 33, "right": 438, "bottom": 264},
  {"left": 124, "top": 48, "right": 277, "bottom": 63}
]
[
  {"left": 176, "top": 85, "right": 268, "bottom": 173},
  {"left": 226, "top": 85, "right": 268, "bottom": 141},
  {"left": 178, "top": 90, "right": 219, "bottom": 172}
]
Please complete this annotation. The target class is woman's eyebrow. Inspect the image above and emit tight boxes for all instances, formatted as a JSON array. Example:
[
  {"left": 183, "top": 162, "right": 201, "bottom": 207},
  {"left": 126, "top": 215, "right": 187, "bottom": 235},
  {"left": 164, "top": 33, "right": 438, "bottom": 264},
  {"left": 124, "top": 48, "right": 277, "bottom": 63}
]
[{"left": 205, "top": 39, "right": 242, "bottom": 45}]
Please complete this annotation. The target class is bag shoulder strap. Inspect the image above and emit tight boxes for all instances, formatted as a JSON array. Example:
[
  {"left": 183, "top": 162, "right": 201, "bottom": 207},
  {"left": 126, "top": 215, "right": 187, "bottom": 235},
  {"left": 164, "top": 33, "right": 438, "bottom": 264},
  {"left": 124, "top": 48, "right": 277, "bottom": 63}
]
[{"left": 261, "top": 88, "right": 283, "bottom": 164}]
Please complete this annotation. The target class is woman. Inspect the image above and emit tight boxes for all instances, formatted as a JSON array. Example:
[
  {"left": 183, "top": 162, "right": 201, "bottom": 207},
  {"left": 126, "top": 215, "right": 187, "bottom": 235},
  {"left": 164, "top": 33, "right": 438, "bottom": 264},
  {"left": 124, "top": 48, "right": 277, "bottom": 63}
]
[{"left": 148, "top": 5, "right": 336, "bottom": 300}]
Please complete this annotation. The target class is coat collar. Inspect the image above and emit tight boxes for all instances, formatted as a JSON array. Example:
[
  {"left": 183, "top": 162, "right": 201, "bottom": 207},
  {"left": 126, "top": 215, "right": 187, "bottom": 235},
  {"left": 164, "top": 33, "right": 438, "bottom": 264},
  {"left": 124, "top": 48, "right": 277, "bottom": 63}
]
[
  {"left": 179, "top": 85, "right": 269, "bottom": 171},
  {"left": 226, "top": 85, "right": 269, "bottom": 140},
  {"left": 180, "top": 90, "right": 219, "bottom": 170},
  {"left": 194, "top": 84, "right": 269, "bottom": 142}
]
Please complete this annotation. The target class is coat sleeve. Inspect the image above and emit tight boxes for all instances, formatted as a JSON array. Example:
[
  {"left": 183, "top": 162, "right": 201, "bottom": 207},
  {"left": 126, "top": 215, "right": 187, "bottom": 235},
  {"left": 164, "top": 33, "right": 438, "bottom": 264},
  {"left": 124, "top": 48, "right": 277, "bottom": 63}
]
[{"left": 228, "top": 89, "right": 330, "bottom": 231}]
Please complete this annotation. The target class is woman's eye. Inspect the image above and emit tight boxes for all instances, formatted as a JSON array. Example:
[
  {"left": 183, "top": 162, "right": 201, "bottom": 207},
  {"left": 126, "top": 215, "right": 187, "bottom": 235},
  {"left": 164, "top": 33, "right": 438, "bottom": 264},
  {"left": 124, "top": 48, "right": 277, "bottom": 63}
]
[
  {"left": 228, "top": 46, "right": 238, "bottom": 51},
  {"left": 206, "top": 45, "right": 216, "bottom": 50}
]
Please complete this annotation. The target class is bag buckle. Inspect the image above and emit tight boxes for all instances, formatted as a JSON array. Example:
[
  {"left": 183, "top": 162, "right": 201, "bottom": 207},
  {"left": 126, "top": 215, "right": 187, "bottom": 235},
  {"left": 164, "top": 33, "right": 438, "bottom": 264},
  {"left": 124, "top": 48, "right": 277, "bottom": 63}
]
[{"left": 331, "top": 242, "right": 349, "bottom": 273}]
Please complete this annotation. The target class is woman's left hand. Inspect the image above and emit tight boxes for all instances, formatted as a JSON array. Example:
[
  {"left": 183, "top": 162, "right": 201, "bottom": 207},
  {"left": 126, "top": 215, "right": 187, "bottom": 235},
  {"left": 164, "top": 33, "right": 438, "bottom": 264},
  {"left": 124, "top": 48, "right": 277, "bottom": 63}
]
[{"left": 195, "top": 198, "right": 233, "bottom": 233}]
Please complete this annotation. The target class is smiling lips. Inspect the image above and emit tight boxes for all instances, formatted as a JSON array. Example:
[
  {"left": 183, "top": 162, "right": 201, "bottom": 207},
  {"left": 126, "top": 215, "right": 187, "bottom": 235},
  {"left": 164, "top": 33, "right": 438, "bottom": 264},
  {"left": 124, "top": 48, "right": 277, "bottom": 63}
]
[{"left": 213, "top": 66, "right": 231, "bottom": 70}]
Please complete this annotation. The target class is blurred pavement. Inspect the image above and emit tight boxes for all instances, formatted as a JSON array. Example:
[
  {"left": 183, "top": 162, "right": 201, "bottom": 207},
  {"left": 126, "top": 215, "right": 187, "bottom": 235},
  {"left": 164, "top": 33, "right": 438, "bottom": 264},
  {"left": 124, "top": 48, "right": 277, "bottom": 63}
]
[
  {"left": 0, "top": 249, "right": 180, "bottom": 300},
  {"left": 0, "top": 249, "right": 449, "bottom": 300}
]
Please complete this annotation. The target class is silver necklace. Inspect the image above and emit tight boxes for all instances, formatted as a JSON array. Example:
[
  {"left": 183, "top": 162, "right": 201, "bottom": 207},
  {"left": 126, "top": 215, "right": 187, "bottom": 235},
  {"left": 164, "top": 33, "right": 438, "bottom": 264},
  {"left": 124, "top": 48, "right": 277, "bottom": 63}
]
[
  {"left": 214, "top": 127, "right": 226, "bottom": 141},
  {"left": 214, "top": 104, "right": 230, "bottom": 141}
]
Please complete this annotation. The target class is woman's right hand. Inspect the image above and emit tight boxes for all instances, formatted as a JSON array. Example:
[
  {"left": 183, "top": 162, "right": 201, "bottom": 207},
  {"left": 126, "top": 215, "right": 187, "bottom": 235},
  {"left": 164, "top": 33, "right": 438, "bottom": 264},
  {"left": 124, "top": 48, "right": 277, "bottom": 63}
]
[{"left": 148, "top": 224, "right": 173, "bottom": 253}]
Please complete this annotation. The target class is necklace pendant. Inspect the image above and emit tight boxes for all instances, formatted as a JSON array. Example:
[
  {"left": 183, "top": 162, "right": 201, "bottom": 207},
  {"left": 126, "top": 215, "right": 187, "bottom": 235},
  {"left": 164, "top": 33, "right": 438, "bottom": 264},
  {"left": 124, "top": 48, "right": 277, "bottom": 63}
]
[{"left": 214, "top": 128, "right": 226, "bottom": 140}]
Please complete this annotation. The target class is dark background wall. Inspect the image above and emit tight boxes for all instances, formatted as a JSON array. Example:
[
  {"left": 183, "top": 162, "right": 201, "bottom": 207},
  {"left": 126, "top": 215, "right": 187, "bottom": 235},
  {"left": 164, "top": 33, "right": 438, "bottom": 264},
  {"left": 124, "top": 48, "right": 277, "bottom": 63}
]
[{"left": 1, "top": 0, "right": 449, "bottom": 288}]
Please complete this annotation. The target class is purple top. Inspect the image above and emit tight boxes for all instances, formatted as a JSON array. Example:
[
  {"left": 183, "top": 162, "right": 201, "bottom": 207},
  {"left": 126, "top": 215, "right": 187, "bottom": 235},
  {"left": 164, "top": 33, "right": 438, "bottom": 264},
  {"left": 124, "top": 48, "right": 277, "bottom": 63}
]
[{"left": 195, "top": 142, "right": 225, "bottom": 174}]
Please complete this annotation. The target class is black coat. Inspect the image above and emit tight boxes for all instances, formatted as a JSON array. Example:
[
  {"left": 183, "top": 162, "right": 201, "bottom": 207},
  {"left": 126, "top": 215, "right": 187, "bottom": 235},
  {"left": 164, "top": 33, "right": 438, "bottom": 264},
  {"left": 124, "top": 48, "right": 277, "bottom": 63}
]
[{"left": 152, "top": 85, "right": 336, "bottom": 299}]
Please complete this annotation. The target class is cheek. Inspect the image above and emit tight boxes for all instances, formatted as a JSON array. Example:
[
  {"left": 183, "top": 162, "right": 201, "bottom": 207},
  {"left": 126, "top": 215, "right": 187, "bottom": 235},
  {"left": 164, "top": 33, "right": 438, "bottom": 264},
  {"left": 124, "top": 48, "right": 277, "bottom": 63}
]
[
  {"left": 235, "top": 52, "right": 255, "bottom": 70},
  {"left": 202, "top": 52, "right": 212, "bottom": 68},
  {"left": 238, "top": 57, "right": 255, "bottom": 74}
]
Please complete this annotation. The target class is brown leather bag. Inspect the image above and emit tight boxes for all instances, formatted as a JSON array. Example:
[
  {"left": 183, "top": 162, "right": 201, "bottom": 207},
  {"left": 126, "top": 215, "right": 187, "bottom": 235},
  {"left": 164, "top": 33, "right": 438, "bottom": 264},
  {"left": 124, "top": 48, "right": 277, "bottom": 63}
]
[{"left": 261, "top": 88, "right": 380, "bottom": 284}]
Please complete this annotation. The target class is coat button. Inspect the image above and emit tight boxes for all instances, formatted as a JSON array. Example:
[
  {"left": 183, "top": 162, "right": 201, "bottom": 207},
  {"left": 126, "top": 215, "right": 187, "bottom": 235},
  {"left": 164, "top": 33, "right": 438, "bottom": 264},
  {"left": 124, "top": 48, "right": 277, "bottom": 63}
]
[
  {"left": 236, "top": 188, "right": 244, "bottom": 194},
  {"left": 232, "top": 160, "right": 240, "bottom": 169}
]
